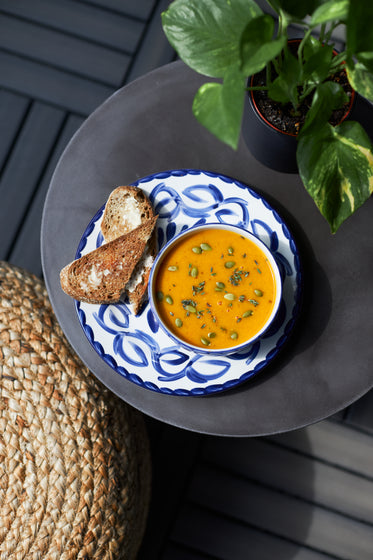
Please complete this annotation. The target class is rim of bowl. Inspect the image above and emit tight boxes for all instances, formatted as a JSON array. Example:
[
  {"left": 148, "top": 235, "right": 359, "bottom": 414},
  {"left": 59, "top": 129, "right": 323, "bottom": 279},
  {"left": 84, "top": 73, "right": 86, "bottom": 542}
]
[{"left": 148, "top": 223, "right": 282, "bottom": 355}]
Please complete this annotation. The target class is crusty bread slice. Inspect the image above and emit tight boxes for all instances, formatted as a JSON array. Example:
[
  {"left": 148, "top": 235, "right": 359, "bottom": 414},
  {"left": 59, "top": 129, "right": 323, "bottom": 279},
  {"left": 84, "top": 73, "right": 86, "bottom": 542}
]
[
  {"left": 60, "top": 216, "right": 157, "bottom": 304},
  {"left": 101, "top": 185, "right": 155, "bottom": 243},
  {"left": 101, "top": 185, "right": 157, "bottom": 314},
  {"left": 125, "top": 230, "right": 156, "bottom": 314}
]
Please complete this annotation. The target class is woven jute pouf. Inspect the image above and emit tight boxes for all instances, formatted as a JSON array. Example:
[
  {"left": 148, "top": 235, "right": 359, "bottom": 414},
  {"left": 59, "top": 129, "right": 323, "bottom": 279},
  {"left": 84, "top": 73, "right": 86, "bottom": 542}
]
[{"left": 0, "top": 261, "right": 151, "bottom": 560}]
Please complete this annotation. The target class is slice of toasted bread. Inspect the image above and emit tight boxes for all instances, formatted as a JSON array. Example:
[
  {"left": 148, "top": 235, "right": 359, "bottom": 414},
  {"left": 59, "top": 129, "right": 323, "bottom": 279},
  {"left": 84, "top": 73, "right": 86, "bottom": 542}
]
[
  {"left": 60, "top": 216, "right": 157, "bottom": 304},
  {"left": 101, "top": 185, "right": 157, "bottom": 314},
  {"left": 125, "top": 230, "right": 157, "bottom": 314},
  {"left": 101, "top": 185, "right": 155, "bottom": 243}
]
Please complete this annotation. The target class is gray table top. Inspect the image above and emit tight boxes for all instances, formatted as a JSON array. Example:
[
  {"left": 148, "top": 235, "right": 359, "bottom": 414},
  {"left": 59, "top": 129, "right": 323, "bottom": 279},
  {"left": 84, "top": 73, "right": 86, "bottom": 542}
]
[{"left": 41, "top": 61, "right": 373, "bottom": 436}]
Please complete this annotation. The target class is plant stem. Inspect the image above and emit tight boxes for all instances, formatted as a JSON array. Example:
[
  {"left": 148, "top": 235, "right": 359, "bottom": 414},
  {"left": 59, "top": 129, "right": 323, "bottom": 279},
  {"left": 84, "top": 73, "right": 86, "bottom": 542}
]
[
  {"left": 299, "top": 83, "right": 317, "bottom": 103},
  {"left": 319, "top": 23, "right": 326, "bottom": 44},
  {"left": 266, "top": 62, "right": 272, "bottom": 88},
  {"left": 324, "top": 20, "right": 342, "bottom": 44},
  {"left": 265, "top": 0, "right": 280, "bottom": 14},
  {"left": 298, "top": 28, "right": 313, "bottom": 64},
  {"left": 329, "top": 53, "right": 347, "bottom": 74}
]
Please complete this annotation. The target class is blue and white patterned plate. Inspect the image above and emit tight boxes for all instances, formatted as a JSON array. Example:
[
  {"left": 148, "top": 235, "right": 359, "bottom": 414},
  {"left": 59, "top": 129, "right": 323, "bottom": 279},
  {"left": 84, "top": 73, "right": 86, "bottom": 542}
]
[{"left": 75, "top": 169, "right": 302, "bottom": 396}]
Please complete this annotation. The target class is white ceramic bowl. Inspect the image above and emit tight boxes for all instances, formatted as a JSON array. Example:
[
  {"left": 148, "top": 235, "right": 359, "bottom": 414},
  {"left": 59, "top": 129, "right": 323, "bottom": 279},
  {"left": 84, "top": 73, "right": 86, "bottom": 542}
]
[{"left": 148, "top": 223, "right": 282, "bottom": 355}]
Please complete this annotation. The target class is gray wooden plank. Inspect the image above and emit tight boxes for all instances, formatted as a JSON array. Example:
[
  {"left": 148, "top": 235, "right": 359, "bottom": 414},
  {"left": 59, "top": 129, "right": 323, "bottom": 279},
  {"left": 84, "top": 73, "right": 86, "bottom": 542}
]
[
  {"left": 0, "top": 51, "right": 113, "bottom": 115},
  {"left": 170, "top": 504, "right": 333, "bottom": 560},
  {"left": 0, "top": 89, "right": 29, "bottom": 171},
  {"left": 126, "top": 0, "right": 175, "bottom": 83},
  {"left": 0, "top": 14, "right": 131, "bottom": 86},
  {"left": 269, "top": 419, "right": 373, "bottom": 479},
  {"left": 0, "top": 0, "right": 144, "bottom": 51},
  {"left": 0, "top": 102, "right": 65, "bottom": 259},
  {"left": 77, "top": 0, "right": 156, "bottom": 20},
  {"left": 201, "top": 436, "right": 373, "bottom": 524},
  {"left": 9, "top": 114, "right": 85, "bottom": 278},
  {"left": 187, "top": 464, "right": 373, "bottom": 560}
]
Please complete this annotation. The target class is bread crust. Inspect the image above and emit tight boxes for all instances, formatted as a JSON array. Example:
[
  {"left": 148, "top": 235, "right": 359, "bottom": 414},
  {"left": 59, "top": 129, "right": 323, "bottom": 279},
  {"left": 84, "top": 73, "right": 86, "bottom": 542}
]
[
  {"left": 60, "top": 217, "right": 157, "bottom": 304},
  {"left": 125, "top": 230, "right": 157, "bottom": 314},
  {"left": 101, "top": 185, "right": 157, "bottom": 314},
  {"left": 101, "top": 186, "right": 155, "bottom": 243}
]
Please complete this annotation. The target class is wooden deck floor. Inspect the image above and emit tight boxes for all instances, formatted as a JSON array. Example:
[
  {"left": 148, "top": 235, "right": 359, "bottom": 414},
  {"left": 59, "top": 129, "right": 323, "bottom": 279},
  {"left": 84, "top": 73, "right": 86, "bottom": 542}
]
[{"left": 0, "top": 2, "right": 372, "bottom": 558}]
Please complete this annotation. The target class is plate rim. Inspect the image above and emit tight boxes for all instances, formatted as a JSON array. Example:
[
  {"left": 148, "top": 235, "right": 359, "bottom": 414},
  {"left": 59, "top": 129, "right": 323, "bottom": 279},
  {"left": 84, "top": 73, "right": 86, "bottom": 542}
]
[{"left": 75, "top": 168, "right": 303, "bottom": 396}]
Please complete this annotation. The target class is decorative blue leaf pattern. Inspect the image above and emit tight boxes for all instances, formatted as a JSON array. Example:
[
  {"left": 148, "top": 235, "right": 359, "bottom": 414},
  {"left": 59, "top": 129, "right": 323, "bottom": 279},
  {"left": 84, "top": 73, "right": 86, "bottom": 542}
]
[
  {"left": 76, "top": 169, "right": 302, "bottom": 396},
  {"left": 147, "top": 308, "right": 159, "bottom": 333}
]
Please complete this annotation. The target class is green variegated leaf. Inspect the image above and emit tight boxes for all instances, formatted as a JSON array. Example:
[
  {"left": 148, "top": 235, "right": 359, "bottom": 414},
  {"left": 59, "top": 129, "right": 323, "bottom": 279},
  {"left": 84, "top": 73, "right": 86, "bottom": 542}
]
[
  {"left": 192, "top": 65, "right": 246, "bottom": 150},
  {"left": 297, "top": 120, "right": 373, "bottom": 232},
  {"left": 162, "top": 0, "right": 262, "bottom": 78},
  {"left": 267, "top": 48, "right": 301, "bottom": 106},
  {"left": 240, "top": 15, "right": 286, "bottom": 76},
  {"left": 301, "top": 44, "right": 334, "bottom": 83},
  {"left": 356, "top": 52, "right": 373, "bottom": 74},
  {"left": 346, "top": 0, "right": 373, "bottom": 56},
  {"left": 310, "top": 0, "right": 349, "bottom": 26},
  {"left": 346, "top": 62, "right": 373, "bottom": 103},
  {"left": 301, "top": 81, "right": 348, "bottom": 134}
]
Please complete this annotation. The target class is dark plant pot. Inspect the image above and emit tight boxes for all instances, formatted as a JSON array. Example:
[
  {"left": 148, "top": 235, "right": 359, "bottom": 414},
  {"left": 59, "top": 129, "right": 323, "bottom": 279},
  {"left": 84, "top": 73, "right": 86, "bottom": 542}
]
[
  {"left": 242, "top": 89, "right": 298, "bottom": 173},
  {"left": 242, "top": 39, "right": 356, "bottom": 174},
  {"left": 349, "top": 93, "right": 373, "bottom": 142}
]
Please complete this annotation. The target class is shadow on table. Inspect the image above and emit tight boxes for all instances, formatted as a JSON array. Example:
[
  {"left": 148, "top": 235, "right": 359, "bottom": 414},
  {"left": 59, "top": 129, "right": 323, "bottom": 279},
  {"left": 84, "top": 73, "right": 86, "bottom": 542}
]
[
  {"left": 225, "top": 194, "right": 333, "bottom": 395},
  {"left": 141, "top": 426, "right": 316, "bottom": 559},
  {"left": 138, "top": 191, "right": 330, "bottom": 558}
]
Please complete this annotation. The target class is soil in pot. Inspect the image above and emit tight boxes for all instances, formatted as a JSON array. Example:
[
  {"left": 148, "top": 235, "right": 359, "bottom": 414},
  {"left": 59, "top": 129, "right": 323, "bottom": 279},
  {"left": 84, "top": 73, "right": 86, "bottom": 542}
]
[
  {"left": 250, "top": 42, "right": 354, "bottom": 137},
  {"left": 243, "top": 41, "right": 355, "bottom": 173},
  {"left": 251, "top": 68, "right": 354, "bottom": 136}
]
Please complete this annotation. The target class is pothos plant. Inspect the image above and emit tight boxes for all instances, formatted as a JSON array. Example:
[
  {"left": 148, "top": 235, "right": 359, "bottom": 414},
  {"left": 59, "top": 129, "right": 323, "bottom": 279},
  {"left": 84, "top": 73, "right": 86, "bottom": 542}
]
[{"left": 162, "top": 0, "right": 373, "bottom": 233}]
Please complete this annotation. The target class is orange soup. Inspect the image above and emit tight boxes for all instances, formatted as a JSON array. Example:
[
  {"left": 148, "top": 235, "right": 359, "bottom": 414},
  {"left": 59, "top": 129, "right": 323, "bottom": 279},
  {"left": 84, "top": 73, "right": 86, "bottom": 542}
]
[{"left": 154, "top": 227, "right": 278, "bottom": 350}]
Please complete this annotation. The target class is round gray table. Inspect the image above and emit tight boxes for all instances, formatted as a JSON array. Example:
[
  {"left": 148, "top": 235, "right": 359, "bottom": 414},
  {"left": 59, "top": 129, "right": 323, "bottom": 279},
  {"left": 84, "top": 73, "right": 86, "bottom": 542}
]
[{"left": 41, "top": 61, "right": 373, "bottom": 436}]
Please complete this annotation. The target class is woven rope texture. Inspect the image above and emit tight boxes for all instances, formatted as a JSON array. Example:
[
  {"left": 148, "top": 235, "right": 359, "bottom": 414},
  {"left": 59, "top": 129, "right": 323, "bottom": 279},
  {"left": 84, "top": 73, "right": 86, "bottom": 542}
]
[{"left": 0, "top": 262, "right": 151, "bottom": 559}]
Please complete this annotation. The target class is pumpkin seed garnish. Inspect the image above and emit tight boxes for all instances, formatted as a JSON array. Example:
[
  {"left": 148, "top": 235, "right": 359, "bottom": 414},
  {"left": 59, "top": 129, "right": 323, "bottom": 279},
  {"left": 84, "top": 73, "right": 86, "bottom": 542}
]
[
  {"left": 192, "top": 281, "right": 205, "bottom": 296},
  {"left": 224, "top": 261, "right": 236, "bottom": 269},
  {"left": 168, "top": 265, "right": 178, "bottom": 271},
  {"left": 254, "top": 289, "right": 263, "bottom": 297},
  {"left": 192, "top": 246, "right": 202, "bottom": 254},
  {"left": 200, "top": 243, "right": 212, "bottom": 251},
  {"left": 165, "top": 295, "right": 173, "bottom": 305},
  {"left": 201, "top": 337, "right": 210, "bottom": 346},
  {"left": 242, "top": 310, "right": 253, "bottom": 318},
  {"left": 224, "top": 293, "right": 235, "bottom": 301},
  {"left": 175, "top": 318, "right": 183, "bottom": 328}
]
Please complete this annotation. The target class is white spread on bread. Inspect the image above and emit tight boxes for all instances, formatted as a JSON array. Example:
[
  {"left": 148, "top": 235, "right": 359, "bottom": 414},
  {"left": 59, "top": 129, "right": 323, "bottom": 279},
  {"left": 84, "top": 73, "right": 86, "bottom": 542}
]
[
  {"left": 126, "top": 248, "right": 154, "bottom": 293},
  {"left": 60, "top": 185, "right": 157, "bottom": 313},
  {"left": 87, "top": 265, "right": 103, "bottom": 289},
  {"left": 80, "top": 266, "right": 103, "bottom": 292},
  {"left": 122, "top": 198, "right": 142, "bottom": 229}
]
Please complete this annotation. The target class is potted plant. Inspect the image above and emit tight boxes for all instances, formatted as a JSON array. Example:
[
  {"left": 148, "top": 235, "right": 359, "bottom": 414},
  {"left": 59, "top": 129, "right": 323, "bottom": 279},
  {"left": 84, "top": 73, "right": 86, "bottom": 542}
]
[{"left": 161, "top": 0, "right": 373, "bottom": 233}]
